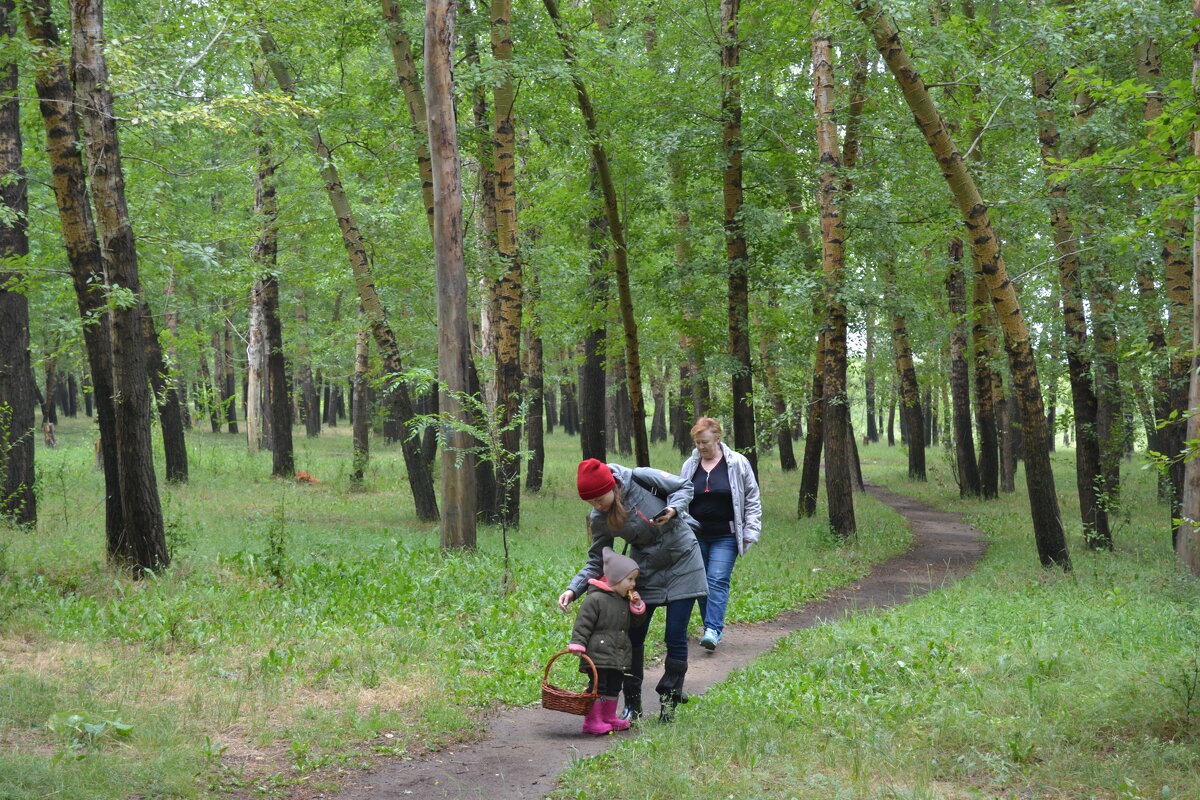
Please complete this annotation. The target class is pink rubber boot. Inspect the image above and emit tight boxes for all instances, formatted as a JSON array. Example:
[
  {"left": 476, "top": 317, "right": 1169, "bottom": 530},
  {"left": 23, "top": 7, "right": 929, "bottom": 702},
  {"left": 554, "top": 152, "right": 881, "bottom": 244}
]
[
  {"left": 581, "top": 700, "right": 614, "bottom": 735},
  {"left": 600, "top": 698, "right": 630, "bottom": 731}
]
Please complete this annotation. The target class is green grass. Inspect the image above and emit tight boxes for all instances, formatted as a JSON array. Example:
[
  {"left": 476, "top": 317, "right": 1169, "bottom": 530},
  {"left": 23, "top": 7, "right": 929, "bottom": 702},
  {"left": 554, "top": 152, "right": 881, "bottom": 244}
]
[
  {"left": 553, "top": 442, "right": 1200, "bottom": 800},
  {"left": 0, "top": 417, "right": 908, "bottom": 799}
]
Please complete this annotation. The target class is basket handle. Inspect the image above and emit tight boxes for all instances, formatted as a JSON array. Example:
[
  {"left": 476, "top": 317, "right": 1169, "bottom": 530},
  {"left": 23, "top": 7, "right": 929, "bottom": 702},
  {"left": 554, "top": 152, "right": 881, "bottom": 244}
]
[{"left": 543, "top": 648, "right": 599, "bottom": 690}]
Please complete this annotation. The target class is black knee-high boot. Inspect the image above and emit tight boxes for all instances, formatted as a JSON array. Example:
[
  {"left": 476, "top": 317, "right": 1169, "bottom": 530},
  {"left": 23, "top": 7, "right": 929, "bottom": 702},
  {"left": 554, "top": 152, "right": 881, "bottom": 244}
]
[
  {"left": 620, "top": 669, "right": 642, "bottom": 720},
  {"left": 655, "top": 658, "right": 688, "bottom": 722}
]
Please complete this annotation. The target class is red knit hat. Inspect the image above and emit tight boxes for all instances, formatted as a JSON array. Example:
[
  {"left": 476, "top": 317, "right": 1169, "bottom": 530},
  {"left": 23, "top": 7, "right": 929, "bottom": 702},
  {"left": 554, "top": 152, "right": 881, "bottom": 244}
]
[{"left": 577, "top": 459, "right": 616, "bottom": 500}]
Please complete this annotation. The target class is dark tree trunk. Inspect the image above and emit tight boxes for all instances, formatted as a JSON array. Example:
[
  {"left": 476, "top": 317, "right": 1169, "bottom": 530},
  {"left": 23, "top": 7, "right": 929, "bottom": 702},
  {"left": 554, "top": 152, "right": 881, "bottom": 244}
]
[
  {"left": 798, "top": 336, "right": 825, "bottom": 518},
  {"left": 72, "top": 0, "right": 167, "bottom": 573},
  {"left": 525, "top": 291, "right": 546, "bottom": 493},
  {"left": 973, "top": 276, "right": 999, "bottom": 499},
  {"left": 223, "top": 318, "right": 239, "bottom": 434},
  {"left": 351, "top": 324, "right": 369, "bottom": 486},
  {"left": 946, "top": 243, "right": 980, "bottom": 496},
  {"left": 890, "top": 302, "right": 926, "bottom": 481},
  {"left": 579, "top": 183, "right": 608, "bottom": 462},
  {"left": 865, "top": 314, "right": 878, "bottom": 442},
  {"left": 141, "top": 307, "right": 189, "bottom": 483},
  {"left": 0, "top": 0, "right": 34, "bottom": 524}
]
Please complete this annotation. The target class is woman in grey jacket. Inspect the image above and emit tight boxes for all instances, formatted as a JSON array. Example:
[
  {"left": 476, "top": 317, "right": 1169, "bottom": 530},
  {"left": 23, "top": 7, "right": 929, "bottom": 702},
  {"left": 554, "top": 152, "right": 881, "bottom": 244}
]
[
  {"left": 680, "top": 417, "right": 762, "bottom": 651},
  {"left": 558, "top": 458, "right": 708, "bottom": 721}
]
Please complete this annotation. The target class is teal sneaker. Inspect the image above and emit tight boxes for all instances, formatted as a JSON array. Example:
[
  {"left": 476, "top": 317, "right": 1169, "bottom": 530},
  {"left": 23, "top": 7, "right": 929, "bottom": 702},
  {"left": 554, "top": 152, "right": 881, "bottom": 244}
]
[{"left": 700, "top": 628, "right": 721, "bottom": 651}]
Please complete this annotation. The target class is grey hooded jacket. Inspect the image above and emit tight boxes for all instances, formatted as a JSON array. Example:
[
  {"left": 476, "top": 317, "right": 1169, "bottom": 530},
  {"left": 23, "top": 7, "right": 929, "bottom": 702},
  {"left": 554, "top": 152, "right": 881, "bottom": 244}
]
[
  {"left": 566, "top": 464, "right": 709, "bottom": 607},
  {"left": 681, "top": 442, "right": 762, "bottom": 556}
]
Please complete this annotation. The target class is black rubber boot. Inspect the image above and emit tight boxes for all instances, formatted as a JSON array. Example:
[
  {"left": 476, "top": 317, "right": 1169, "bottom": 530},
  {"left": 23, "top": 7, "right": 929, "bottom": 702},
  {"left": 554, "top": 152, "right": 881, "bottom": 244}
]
[
  {"left": 618, "top": 694, "right": 642, "bottom": 721},
  {"left": 655, "top": 658, "right": 688, "bottom": 723}
]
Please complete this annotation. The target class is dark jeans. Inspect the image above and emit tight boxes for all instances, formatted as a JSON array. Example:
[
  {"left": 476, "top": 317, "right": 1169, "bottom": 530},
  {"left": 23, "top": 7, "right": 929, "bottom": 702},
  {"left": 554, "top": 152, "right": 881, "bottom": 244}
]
[{"left": 622, "top": 596, "right": 696, "bottom": 698}]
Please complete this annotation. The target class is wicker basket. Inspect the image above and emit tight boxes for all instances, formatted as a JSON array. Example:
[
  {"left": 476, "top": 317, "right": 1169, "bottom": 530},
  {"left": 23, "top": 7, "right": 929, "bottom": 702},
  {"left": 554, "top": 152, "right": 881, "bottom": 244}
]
[{"left": 541, "top": 649, "right": 599, "bottom": 716}]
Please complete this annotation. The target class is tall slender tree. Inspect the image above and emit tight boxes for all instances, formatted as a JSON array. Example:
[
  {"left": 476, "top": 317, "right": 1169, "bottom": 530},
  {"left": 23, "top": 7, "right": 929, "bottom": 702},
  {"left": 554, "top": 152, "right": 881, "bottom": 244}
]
[
  {"left": 427, "top": 0, "right": 475, "bottom": 548},
  {"left": 812, "top": 7, "right": 855, "bottom": 537}
]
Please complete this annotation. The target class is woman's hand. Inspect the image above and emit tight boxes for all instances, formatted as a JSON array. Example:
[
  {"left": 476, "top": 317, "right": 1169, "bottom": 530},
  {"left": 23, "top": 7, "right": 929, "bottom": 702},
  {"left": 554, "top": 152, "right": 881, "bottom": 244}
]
[
  {"left": 557, "top": 589, "right": 576, "bottom": 611},
  {"left": 650, "top": 506, "right": 676, "bottom": 526}
]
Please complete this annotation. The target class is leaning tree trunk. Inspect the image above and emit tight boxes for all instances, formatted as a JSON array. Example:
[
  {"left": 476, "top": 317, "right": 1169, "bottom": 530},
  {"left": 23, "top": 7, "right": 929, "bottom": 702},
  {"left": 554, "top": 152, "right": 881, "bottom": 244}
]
[
  {"left": 856, "top": 0, "right": 1068, "bottom": 568},
  {"left": 0, "top": 0, "right": 34, "bottom": 525},
  {"left": 543, "top": 0, "right": 649, "bottom": 466},
  {"left": 261, "top": 30, "right": 437, "bottom": 521},
  {"left": 1032, "top": 65, "right": 1107, "bottom": 546},
  {"left": 720, "top": 0, "right": 758, "bottom": 476},
  {"left": 812, "top": 14, "right": 855, "bottom": 537},
  {"left": 490, "top": 0, "right": 522, "bottom": 526},
  {"left": 947, "top": 239, "right": 980, "bottom": 496},
  {"left": 24, "top": 0, "right": 123, "bottom": 537},
  {"left": 426, "top": 0, "right": 475, "bottom": 548},
  {"left": 72, "top": 0, "right": 167, "bottom": 574}
]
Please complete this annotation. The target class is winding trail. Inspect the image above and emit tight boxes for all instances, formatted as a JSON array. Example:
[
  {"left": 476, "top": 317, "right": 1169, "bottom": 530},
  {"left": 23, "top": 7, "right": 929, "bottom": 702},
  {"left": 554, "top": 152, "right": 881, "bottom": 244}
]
[{"left": 337, "top": 483, "right": 987, "bottom": 800}]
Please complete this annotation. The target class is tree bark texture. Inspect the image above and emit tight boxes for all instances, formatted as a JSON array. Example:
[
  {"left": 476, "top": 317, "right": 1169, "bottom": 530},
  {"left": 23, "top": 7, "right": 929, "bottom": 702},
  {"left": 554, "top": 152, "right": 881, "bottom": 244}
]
[
  {"left": 946, "top": 240, "right": 980, "bottom": 496},
  {"left": 490, "top": 0, "right": 522, "bottom": 526},
  {"left": 0, "top": 0, "right": 33, "bottom": 524},
  {"left": 72, "top": 0, "right": 168, "bottom": 574},
  {"left": 25, "top": 0, "right": 126, "bottom": 537},
  {"left": 351, "top": 320, "right": 370, "bottom": 486},
  {"left": 294, "top": 294, "right": 321, "bottom": 438},
  {"left": 543, "top": 0, "right": 649, "bottom": 466},
  {"left": 857, "top": 0, "right": 1068, "bottom": 568},
  {"left": 525, "top": 264, "right": 546, "bottom": 493},
  {"left": 972, "top": 274, "right": 999, "bottom": 498},
  {"left": 382, "top": 0, "right": 435, "bottom": 231},
  {"left": 578, "top": 179, "right": 608, "bottom": 462},
  {"left": 426, "top": 0, "right": 476, "bottom": 547},
  {"left": 261, "top": 30, "right": 437, "bottom": 521}
]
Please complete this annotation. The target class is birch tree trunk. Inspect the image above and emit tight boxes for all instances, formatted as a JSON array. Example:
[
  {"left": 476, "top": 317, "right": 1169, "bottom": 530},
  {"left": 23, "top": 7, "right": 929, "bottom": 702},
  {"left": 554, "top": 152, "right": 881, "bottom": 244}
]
[
  {"left": 0, "top": 0, "right": 33, "bottom": 524},
  {"left": 246, "top": 283, "right": 264, "bottom": 456},
  {"left": 426, "top": 0, "right": 476, "bottom": 548},
  {"left": 72, "top": 0, "right": 168, "bottom": 574},
  {"left": 972, "top": 274, "right": 999, "bottom": 498},
  {"left": 886, "top": 273, "right": 926, "bottom": 481},
  {"left": 812, "top": 12, "right": 855, "bottom": 537},
  {"left": 856, "top": 0, "right": 1068, "bottom": 568},
  {"left": 490, "top": 0, "right": 522, "bottom": 526}
]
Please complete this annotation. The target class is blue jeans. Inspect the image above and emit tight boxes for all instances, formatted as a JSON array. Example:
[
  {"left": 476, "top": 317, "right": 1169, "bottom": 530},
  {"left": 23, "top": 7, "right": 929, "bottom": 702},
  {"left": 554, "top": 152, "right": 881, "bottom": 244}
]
[
  {"left": 623, "top": 597, "right": 695, "bottom": 698},
  {"left": 697, "top": 535, "right": 738, "bottom": 635}
]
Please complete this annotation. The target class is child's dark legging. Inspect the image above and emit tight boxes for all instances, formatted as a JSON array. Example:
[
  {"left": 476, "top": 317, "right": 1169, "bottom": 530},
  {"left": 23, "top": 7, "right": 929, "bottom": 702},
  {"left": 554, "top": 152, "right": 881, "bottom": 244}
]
[
  {"left": 586, "top": 667, "right": 623, "bottom": 698},
  {"left": 622, "top": 597, "right": 695, "bottom": 700}
]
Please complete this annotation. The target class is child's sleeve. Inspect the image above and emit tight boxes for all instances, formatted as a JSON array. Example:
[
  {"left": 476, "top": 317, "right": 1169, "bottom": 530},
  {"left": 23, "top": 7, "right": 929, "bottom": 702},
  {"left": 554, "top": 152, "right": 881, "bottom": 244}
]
[{"left": 570, "top": 596, "right": 599, "bottom": 649}]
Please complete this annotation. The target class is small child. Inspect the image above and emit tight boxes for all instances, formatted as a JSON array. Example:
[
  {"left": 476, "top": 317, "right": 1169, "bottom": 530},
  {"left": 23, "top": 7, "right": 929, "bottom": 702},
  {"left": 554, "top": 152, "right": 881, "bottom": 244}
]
[{"left": 568, "top": 546, "right": 647, "bottom": 734}]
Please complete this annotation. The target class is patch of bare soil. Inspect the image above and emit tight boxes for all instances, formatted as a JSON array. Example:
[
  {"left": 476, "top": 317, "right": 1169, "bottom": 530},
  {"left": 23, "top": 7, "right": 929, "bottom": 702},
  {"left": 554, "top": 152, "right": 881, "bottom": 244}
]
[{"left": 317, "top": 483, "right": 986, "bottom": 800}]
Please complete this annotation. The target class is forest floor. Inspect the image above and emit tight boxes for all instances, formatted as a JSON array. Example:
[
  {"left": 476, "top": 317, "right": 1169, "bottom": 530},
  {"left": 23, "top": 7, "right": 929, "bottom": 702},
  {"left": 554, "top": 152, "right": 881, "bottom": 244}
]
[{"left": 328, "top": 482, "right": 987, "bottom": 800}]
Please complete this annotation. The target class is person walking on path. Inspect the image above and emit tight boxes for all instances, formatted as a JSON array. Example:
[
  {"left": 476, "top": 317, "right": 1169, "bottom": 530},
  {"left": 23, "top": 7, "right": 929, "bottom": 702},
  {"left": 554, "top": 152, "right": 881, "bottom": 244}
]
[
  {"left": 568, "top": 547, "right": 647, "bottom": 734},
  {"left": 558, "top": 458, "right": 708, "bottom": 722},
  {"left": 681, "top": 417, "right": 762, "bottom": 652}
]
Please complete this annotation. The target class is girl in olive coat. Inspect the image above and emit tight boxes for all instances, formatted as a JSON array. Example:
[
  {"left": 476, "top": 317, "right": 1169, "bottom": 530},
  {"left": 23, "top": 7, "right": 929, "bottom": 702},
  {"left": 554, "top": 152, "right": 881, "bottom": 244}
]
[{"left": 568, "top": 547, "right": 646, "bottom": 734}]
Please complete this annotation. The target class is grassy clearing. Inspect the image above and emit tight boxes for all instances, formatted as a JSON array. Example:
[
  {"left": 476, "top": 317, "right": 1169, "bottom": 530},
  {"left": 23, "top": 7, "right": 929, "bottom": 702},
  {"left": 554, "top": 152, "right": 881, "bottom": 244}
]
[
  {"left": 0, "top": 418, "right": 909, "bottom": 799},
  {"left": 554, "top": 443, "right": 1200, "bottom": 800}
]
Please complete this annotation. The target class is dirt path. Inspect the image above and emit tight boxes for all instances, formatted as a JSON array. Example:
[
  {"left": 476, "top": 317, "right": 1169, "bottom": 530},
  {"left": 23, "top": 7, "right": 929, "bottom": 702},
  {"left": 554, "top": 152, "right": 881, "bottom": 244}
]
[{"left": 335, "top": 483, "right": 986, "bottom": 800}]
